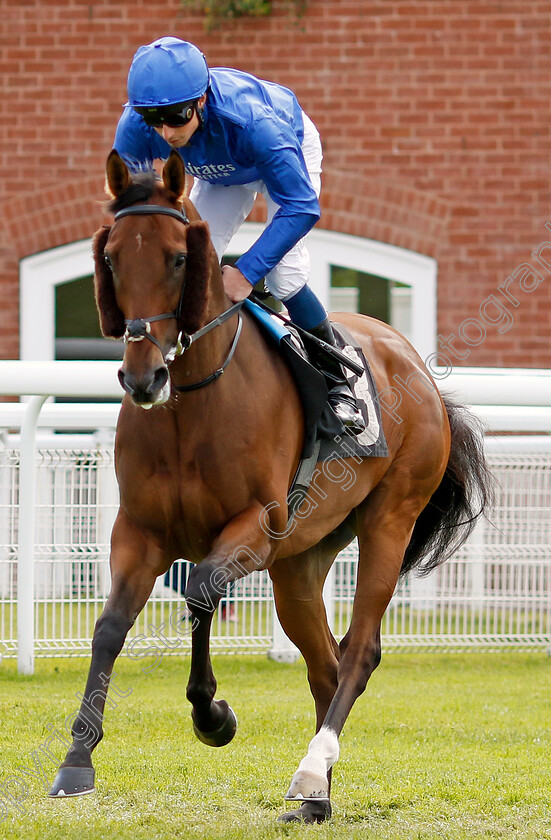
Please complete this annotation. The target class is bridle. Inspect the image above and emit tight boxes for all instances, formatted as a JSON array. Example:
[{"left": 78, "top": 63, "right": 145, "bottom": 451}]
[{"left": 113, "top": 204, "right": 244, "bottom": 392}]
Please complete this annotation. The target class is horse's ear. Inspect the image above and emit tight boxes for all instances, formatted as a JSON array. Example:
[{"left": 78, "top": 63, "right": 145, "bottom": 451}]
[
  {"left": 178, "top": 220, "right": 216, "bottom": 333},
  {"left": 105, "top": 149, "right": 131, "bottom": 198},
  {"left": 93, "top": 226, "right": 125, "bottom": 338},
  {"left": 163, "top": 151, "right": 186, "bottom": 201}
]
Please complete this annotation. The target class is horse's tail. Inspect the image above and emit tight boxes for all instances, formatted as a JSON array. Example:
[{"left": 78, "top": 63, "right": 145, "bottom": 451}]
[{"left": 400, "top": 394, "right": 494, "bottom": 577}]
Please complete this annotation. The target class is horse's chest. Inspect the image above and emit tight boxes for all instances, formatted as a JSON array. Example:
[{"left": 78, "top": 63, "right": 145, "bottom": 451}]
[{"left": 117, "top": 452, "right": 220, "bottom": 549}]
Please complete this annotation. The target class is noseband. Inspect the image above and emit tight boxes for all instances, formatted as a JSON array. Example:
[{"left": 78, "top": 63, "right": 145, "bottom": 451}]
[{"left": 113, "top": 203, "right": 244, "bottom": 391}]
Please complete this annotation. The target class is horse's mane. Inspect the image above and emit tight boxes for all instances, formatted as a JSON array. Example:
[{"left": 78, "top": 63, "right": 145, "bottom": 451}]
[{"left": 107, "top": 171, "right": 160, "bottom": 213}]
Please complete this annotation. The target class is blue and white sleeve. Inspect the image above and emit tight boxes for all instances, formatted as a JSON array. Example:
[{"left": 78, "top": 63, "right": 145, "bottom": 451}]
[{"left": 235, "top": 118, "right": 321, "bottom": 286}]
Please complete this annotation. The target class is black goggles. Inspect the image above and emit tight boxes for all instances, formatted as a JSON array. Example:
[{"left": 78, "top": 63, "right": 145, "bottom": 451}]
[{"left": 133, "top": 101, "right": 197, "bottom": 128}]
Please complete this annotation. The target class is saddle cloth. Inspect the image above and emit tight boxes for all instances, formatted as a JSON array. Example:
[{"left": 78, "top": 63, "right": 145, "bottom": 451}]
[{"left": 320, "top": 323, "right": 388, "bottom": 460}]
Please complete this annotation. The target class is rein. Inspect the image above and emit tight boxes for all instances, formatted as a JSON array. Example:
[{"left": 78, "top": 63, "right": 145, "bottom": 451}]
[
  {"left": 113, "top": 203, "right": 244, "bottom": 391},
  {"left": 173, "top": 305, "right": 243, "bottom": 392}
]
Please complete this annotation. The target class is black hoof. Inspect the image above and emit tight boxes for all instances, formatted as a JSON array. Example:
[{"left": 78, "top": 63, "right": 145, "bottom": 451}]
[
  {"left": 191, "top": 701, "right": 237, "bottom": 747},
  {"left": 278, "top": 799, "right": 332, "bottom": 824},
  {"left": 49, "top": 766, "right": 95, "bottom": 797}
]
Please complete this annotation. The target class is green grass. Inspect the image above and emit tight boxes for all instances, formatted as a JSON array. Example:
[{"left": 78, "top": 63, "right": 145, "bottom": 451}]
[{"left": 0, "top": 653, "right": 550, "bottom": 839}]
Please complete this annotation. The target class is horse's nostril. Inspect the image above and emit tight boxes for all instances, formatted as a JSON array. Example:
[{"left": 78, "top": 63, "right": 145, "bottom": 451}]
[
  {"left": 118, "top": 368, "right": 134, "bottom": 395},
  {"left": 153, "top": 367, "right": 169, "bottom": 392}
]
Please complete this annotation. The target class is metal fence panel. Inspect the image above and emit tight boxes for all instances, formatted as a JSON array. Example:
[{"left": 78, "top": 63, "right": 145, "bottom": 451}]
[{"left": 0, "top": 438, "right": 550, "bottom": 659}]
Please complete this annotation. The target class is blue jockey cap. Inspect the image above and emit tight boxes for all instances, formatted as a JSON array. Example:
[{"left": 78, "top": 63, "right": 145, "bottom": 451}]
[{"left": 127, "top": 37, "right": 210, "bottom": 107}]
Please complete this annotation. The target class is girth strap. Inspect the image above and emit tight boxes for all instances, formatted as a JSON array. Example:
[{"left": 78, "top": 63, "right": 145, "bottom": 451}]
[{"left": 286, "top": 439, "right": 322, "bottom": 526}]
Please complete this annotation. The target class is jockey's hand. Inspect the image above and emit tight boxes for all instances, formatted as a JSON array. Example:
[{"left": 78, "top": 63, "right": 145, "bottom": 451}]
[{"left": 222, "top": 265, "right": 253, "bottom": 303}]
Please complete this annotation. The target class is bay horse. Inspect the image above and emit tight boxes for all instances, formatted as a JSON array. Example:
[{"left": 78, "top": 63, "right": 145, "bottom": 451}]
[{"left": 50, "top": 150, "right": 491, "bottom": 822}]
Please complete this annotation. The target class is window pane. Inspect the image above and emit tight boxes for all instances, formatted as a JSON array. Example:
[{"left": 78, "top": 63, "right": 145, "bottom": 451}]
[
  {"left": 330, "top": 265, "right": 412, "bottom": 342},
  {"left": 55, "top": 275, "right": 123, "bottom": 361},
  {"left": 330, "top": 266, "right": 390, "bottom": 322},
  {"left": 56, "top": 276, "right": 101, "bottom": 339}
]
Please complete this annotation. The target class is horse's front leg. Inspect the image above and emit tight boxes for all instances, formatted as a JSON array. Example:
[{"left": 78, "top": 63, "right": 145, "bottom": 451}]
[
  {"left": 185, "top": 603, "right": 238, "bottom": 747},
  {"left": 49, "top": 513, "right": 161, "bottom": 797},
  {"left": 184, "top": 504, "right": 273, "bottom": 747}
]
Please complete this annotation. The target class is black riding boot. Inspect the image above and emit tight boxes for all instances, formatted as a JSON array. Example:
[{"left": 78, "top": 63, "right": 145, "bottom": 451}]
[{"left": 306, "top": 318, "right": 366, "bottom": 435}]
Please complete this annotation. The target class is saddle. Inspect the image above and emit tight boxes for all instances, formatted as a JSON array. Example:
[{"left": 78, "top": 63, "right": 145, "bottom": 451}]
[{"left": 243, "top": 299, "right": 388, "bottom": 522}]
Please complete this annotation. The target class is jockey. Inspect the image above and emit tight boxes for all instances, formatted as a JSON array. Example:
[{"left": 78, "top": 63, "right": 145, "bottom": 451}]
[{"left": 114, "top": 36, "right": 365, "bottom": 434}]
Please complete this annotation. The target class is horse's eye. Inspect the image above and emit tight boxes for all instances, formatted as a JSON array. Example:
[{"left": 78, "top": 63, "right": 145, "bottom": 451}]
[
  {"left": 174, "top": 253, "right": 187, "bottom": 270},
  {"left": 103, "top": 253, "right": 113, "bottom": 269}
]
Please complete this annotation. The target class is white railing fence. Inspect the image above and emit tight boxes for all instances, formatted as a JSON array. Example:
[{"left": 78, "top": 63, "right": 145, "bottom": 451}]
[{"left": 0, "top": 363, "right": 550, "bottom": 674}]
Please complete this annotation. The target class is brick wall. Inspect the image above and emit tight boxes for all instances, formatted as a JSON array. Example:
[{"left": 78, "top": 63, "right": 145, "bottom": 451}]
[{"left": 2, "top": 0, "right": 551, "bottom": 366}]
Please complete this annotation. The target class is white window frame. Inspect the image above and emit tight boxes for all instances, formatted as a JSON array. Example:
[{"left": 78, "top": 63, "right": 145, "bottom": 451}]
[
  {"left": 20, "top": 228, "right": 437, "bottom": 362},
  {"left": 229, "top": 225, "right": 437, "bottom": 361},
  {"left": 20, "top": 240, "right": 94, "bottom": 361}
]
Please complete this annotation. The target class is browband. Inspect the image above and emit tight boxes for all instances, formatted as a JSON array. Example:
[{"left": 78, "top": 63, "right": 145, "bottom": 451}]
[{"left": 114, "top": 204, "right": 189, "bottom": 225}]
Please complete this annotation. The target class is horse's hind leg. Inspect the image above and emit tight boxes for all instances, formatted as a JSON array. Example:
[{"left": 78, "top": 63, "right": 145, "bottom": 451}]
[
  {"left": 49, "top": 513, "right": 160, "bottom": 797},
  {"left": 284, "top": 465, "right": 443, "bottom": 812},
  {"left": 269, "top": 529, "right": 352, "bottom": 823}
]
